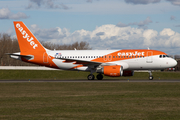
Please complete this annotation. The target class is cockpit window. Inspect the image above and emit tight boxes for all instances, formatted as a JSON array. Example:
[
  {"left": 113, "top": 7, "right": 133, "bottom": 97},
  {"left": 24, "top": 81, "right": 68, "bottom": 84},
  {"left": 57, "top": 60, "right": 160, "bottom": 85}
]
[{"left": 159, "top": 55, "right": 170, "bottom": 58}]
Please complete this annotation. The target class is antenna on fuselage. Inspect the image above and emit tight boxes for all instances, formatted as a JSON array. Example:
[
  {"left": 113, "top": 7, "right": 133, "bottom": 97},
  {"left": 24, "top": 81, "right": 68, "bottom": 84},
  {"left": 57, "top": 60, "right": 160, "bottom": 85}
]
[{"left": 148, "top": 47, "right": 150, "bottom": 50}]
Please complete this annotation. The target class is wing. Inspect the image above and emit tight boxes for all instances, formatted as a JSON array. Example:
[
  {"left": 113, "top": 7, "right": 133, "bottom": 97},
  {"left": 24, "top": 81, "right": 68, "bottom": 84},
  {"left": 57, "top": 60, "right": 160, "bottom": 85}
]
[
  {"left": 55, "top": 58, "right": 117, "bottom": 68},
  {"left": 56, "top": 58, "right": 101, "bottom": 65}
]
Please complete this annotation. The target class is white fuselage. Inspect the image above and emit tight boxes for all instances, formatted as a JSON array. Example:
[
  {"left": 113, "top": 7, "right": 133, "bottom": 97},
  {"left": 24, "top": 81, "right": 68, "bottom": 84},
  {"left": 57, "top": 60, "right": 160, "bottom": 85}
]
[{"left": 46, "top": 50, "right": 177, "bottom": 71}]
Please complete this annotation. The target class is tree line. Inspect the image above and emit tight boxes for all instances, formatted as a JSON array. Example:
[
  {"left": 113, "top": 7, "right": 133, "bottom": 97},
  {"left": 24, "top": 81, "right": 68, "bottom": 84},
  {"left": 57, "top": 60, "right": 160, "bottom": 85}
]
[{"left": 0, "top": 33, "right": 92, "bottom": 66}]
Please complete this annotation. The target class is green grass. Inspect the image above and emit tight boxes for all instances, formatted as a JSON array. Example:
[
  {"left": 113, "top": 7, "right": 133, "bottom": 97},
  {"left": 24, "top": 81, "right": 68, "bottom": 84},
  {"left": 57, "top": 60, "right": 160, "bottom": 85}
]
[
  {"left": 0, "top": 82, "right": 180, "bottom": 119},
  {"left": 0, "top": 70, "right": 180, "bottom": 80}
]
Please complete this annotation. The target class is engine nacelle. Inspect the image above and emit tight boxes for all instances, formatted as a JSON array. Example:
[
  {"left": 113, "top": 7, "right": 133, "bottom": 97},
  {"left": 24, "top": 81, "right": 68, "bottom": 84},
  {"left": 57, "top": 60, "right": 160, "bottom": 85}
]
[
  {"left": 97, "top": 65, "right": 123, "bottom": 77},
  {"left": 122, "top": 70, "right": 134, "bottom": 76}
]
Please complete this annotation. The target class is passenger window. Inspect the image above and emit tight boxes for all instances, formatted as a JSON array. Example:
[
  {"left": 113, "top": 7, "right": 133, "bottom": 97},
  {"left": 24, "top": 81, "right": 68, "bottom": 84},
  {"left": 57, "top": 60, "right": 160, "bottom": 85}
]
[
  {"left": 159, "top": 55, "right": 162, "bottom": 58},
  {"left": 163, "top": 55, "right": 166, "bottom": 58}
]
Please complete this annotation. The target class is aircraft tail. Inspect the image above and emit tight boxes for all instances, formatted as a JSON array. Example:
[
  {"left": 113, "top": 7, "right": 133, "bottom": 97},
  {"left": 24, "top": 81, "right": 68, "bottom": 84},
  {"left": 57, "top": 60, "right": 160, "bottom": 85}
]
[{"left": 14, "top": 21, "right": 46, "bottom": 54}]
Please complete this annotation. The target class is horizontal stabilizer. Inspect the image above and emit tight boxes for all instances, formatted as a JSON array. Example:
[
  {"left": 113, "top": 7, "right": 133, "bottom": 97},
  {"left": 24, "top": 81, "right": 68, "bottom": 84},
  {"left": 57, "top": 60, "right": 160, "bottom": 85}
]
[{"left": 6, "top": 53, "right": 34, "bottom": 60}]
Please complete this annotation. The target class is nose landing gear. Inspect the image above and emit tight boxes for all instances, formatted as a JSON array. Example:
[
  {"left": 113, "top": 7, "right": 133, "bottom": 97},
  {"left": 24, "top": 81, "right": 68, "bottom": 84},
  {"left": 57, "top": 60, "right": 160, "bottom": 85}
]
[{"left": 149, "top": 70, "right": 153, "bottom": 80}]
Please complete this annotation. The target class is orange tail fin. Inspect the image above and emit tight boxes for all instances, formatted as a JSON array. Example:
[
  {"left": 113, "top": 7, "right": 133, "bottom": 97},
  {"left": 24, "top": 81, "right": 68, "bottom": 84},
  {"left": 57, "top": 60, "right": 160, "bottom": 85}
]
[{"left": 14, "top": 21, "right": 46, "bottom": 54}]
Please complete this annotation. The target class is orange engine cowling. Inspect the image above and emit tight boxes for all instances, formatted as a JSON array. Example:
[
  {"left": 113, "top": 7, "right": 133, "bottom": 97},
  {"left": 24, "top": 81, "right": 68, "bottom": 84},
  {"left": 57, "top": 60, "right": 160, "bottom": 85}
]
[{"left": 97, "top": 65, "right": 123, "bottom": 77}]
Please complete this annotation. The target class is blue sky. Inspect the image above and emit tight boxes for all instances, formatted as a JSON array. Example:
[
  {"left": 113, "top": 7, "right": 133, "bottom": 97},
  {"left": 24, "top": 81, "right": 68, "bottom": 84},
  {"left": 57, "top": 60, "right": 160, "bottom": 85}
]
[{"left": 0, "top": 0, "right": 180, "bottom": 54}]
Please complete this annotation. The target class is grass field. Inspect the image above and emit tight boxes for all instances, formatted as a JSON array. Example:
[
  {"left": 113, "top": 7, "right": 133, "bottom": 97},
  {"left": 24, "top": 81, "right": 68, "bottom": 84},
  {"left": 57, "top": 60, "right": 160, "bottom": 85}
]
[
  {"left": 0, "top": 70, "right": 180, "bottom": 80},
  {"left": 0, "top": 82, "right": 180, "bottom": 120},
  {"left": 0, "top": 70, "right": 180, "bottom": 119}
]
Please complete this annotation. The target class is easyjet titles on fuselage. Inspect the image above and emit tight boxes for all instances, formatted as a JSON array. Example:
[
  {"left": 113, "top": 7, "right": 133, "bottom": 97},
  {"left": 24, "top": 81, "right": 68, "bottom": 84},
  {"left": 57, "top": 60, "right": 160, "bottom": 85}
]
[
  {"left": 16, "top": 23, "right": 38, "bottom": 49},
  {"left": 117, "top": 51, "right": 145, "bottom": 56}
]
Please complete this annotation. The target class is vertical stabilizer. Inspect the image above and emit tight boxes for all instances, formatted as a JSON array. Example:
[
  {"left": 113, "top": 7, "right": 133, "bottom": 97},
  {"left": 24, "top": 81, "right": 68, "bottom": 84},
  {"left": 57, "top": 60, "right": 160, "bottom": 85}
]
[{"left": 14, "top": 21, "right": 46, "bottom": 54}]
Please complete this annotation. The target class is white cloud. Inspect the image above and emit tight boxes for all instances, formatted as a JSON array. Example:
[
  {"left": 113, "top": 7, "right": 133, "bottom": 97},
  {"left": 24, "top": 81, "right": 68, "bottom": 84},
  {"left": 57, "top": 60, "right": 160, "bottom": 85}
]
[
  {"left": 29, "top": 24, "right": 180, "bottom": 55},
  {"left": 143, "top": 29, "right": 158, "bottom": 46},
  {"left": 26, "top": 0, "right": 71, "bottom": 9},
  {"left": 0, "top": 8, "right": 28, "bottom": 19},
  {"left": 125, "top": 0, "right": 161, "bottom": 4},
  {"left": 160, "top": 28, "right": 175, "bottom": 36},
  {"left": 167, "top": 0, "right": 180, "bottom": 6},
  {"left": 6, "top": 28, "right": 14, "bottom": 35},
  {"left": 117, "top": 17, "right": 153, "bottom": 29}
]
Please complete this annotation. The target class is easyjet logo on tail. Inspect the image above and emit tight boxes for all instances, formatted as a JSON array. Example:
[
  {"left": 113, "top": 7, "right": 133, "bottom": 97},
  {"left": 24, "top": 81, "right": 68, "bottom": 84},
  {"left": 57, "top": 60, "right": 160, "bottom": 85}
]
[{"left": 16, "top": 23, "right": 38, "bottom": 49}]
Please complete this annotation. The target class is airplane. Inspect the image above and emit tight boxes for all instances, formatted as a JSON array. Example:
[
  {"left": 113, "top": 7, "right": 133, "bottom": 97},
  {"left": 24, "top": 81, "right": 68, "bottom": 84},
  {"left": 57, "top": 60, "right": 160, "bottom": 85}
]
[{"left": 8, "top": 21, "right": 177, "bottom": 80}]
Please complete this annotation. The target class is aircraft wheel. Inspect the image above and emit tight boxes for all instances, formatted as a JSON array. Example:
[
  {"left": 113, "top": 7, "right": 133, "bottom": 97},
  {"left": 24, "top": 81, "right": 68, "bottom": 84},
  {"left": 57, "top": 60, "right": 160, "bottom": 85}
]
[
  {"left": 87, "top": 74, "right": 95, "bottom": 80},
  {"left": 149, "top": 76, "right": 153, "bottom": 80},
  {"left": 96, "top": 74, "right": 103, "bottom": 80}
]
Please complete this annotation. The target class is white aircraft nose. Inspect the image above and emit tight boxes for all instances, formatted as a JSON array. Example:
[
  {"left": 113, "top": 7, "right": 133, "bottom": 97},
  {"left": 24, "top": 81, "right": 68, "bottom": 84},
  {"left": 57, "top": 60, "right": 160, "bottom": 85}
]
[{"left": 170, "top": 59, "right": 177, "bottom": 67}]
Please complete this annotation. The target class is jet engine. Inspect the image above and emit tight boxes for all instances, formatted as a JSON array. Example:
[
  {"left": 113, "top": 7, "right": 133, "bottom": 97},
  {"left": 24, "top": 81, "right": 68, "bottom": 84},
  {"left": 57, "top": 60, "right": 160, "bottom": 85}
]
[{"left": 97, "top": 65, "right": 123, "bottom": 77}]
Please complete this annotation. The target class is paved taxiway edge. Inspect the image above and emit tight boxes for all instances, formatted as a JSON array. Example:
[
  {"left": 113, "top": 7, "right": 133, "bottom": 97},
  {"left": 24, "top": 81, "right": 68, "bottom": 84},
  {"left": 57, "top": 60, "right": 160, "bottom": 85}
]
[{"left": 0, "top": 80, "right": 180, "bottom": 83}]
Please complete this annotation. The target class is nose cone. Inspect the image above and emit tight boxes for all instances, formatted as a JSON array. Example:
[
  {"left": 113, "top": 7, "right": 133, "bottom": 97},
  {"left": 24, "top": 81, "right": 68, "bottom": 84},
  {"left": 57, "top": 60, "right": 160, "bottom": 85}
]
[{"left": 170, "top": 59, "right": 177, "bottom": 67}]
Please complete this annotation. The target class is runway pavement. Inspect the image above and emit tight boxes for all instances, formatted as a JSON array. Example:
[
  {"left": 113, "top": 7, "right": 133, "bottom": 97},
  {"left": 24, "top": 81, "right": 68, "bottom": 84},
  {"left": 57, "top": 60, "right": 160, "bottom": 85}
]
[{"left": 0, "top": 79, "right": 180, "bottom": 83}]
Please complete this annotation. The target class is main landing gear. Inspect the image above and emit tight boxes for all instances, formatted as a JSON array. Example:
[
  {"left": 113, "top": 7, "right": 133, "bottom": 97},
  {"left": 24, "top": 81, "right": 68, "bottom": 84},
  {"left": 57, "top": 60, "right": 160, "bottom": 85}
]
[
  {"left": 149, "top": 70, "right": 153, "bottom": 80},
  {"left": 87, "top": 74, "right": 103, "bottom": 80},
  {"left": 87, "top": 74, "right": 95, "bottom": 80},
  {"left": 96, "top": 74, "right": 103, "bottom": 80}
]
